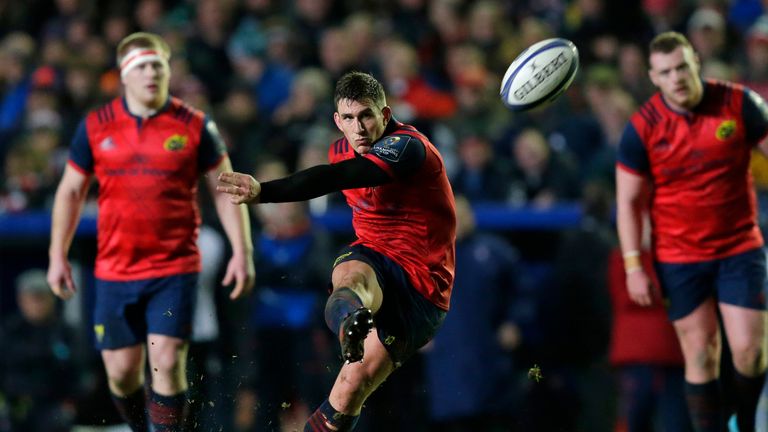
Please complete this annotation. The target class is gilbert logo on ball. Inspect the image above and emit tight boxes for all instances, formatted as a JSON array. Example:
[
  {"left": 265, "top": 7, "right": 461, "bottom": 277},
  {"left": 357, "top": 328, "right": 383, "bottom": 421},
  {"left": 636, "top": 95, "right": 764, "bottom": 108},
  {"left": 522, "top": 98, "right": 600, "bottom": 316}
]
[{"left": 500, "top": 38, "right": 579, "bottom": 111}]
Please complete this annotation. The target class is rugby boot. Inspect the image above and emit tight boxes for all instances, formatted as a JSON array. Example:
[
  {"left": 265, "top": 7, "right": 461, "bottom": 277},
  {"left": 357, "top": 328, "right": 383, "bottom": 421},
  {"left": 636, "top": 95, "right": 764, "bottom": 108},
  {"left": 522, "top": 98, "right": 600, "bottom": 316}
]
[{"left": 339, "top": 307, "right": 374, "bottom": 363}]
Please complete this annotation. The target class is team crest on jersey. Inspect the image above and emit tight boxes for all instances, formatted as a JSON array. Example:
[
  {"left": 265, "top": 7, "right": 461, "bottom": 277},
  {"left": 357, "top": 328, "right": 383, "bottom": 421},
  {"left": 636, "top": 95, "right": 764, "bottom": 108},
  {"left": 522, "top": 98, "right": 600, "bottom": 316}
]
[
  {"left": 99, "top": 136, "right": 115, "bottom": 151},
  {"left": 163, "top": 134, "right": 188, "bottom": 151},
  {"left": 715, "top": 120, "right": 736, "bottom": 141}
]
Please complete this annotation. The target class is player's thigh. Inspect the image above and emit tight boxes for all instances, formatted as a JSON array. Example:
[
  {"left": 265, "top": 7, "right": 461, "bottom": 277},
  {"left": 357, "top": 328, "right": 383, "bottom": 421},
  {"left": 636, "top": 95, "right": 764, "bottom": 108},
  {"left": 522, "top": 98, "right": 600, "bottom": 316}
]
[
  {"left": 144, "top": 273, "right": 198, "bottom": 340},
  {"left": 654, "top": 259, "right": 717, "bottom": 321},
  {"left": 716, "top": 247, "right": 767, "bottom": 312},
  {"left": 672, "top": 297, "right": 720, "bottom": 354},
  {"left": 93, "top": 278, "right": 147, "bottom": 350}
]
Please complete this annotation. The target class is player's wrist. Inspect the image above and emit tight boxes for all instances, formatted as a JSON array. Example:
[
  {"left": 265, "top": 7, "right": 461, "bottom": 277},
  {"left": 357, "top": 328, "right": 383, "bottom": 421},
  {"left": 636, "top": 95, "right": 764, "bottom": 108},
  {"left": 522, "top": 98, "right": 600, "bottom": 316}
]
[{"left": 623, "top": 250, "right": 642, "bottom": 274}]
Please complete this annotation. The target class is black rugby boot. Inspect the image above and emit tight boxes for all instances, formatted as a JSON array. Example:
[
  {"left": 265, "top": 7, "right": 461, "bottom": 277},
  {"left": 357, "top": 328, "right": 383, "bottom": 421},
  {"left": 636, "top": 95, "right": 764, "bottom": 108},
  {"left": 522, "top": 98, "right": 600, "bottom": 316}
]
[{"left": 339, "top": 307, "right": 374, "bottom": 363}]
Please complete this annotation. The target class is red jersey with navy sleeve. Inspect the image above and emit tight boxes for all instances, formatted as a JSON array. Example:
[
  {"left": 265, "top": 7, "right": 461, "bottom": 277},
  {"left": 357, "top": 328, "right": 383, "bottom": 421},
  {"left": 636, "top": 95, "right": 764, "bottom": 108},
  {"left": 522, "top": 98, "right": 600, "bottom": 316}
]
[
  {"left": 617, "top": 80, "right": 768, "bottom": 262},
  {"left": 328, "top": 120, "right": 457, "bottom": 310},
  {"left": 68, "top": 97, "right": 226, "bottom": 280}
]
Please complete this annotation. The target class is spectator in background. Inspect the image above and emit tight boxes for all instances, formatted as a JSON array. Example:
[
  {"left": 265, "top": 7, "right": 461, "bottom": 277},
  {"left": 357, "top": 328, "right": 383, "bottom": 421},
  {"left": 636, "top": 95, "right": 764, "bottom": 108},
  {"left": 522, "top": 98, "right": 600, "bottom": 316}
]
[
  {"left": 0, "top": 32, "right": 36, "bottom": 141},
  {"left": 617, "top": 42, "right": 655, "bottom": 103},
  {"left": 450, "top": 133, "right": 512, "bottom": 203},
  {"left": 0, "top": 269, "right": 84, "bottom": 432},
  {"left": 607, "top": 220, "right": 693, "bottom": 432},
  {"left": 0, "top": 102, "right": 66, "bottom": 213},
  {"left": 581, "top": 65, "right": 637, "bottom": 188},
  {"left": 186, "top": 0, "right": 235, "bottom": 104},
  {"left": 424, "top": 195, "right": 520, "bottom": 432},
  {"left": 378, "top": 37, "right": 457, "bottom": 125},
  {"left": 530, "top": 180, "right": 614, "bottom": 432},
  {"left": 269, "top": 67, "right": 333, "bottom": 171},
  {"left": 214, "top": 83, "right": 268, "bottom": 174},
  {"left": 318, "top": 26, "right": 357, "bottom": 83},
  {"left": 686, "top": 7, "right": 729, "bottom": 65},
  {"left": 236, "top": 159, "right": 336, "bottom": 432},
  {"left": 743, "top": 16, "right": 768, "bottom": 98},
  {"left": 507, "top": 127, "right": 580, "bottom": 208}
]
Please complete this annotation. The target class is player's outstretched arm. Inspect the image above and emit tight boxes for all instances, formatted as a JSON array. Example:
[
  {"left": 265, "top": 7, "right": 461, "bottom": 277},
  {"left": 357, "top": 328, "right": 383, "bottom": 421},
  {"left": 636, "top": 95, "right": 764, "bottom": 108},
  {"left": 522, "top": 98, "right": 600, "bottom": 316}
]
[
  {"left": 48, "top": 164, "right": 91, "bottom": 300},
  {"left": 217, "top": 171, "right": 262, "bottom": 205}
]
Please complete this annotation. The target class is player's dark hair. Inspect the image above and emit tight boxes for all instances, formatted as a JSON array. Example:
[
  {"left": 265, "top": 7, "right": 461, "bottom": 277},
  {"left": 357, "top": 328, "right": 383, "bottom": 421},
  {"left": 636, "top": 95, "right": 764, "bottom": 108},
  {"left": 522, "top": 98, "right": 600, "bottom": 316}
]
[
  {"left": 649, "top": 31, "right": 693, "bottom": 54},
  {"left": 334, "top": 71, "right": 387, "bottom": 109}
]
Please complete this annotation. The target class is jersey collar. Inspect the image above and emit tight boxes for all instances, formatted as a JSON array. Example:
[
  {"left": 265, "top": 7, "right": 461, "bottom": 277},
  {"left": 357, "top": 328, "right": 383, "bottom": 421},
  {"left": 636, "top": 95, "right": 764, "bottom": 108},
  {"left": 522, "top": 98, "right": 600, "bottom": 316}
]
[{"left": 121, "top": 96, "right": 172, "bottom": 120}]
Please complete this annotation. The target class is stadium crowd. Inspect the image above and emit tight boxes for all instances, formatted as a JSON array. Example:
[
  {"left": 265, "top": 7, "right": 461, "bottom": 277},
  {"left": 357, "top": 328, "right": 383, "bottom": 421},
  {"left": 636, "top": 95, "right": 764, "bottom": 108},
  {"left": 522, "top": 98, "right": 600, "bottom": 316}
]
[{"left": 2, "top": 0, "right": 768, "bottom": 431}]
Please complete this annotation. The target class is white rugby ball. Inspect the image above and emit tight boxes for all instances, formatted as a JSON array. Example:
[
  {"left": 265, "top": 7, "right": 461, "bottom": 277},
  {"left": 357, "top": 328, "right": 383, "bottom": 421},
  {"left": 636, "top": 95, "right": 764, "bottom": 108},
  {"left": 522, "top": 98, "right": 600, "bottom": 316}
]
[{"left": 500, "top": 38, "right": 579, "bottom": 111}]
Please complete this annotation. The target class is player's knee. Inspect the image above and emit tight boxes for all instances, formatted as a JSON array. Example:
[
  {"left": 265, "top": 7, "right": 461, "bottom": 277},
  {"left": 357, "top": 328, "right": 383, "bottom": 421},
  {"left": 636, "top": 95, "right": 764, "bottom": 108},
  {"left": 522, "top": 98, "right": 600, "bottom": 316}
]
[
  {"left": 105, "top": 361, "right": 143, "bottom": 392},
  {"left": 688, "top": 344, "right": 720, "bottom": 374},
  {"left": 730, "top": 342, "right": 766, "bottom": 375},
  {"left": 149, "top": 344, "right": 185, "bottom": 377},
  {"left": 333, "top": 270, "right": 381, "bottom": 311}
]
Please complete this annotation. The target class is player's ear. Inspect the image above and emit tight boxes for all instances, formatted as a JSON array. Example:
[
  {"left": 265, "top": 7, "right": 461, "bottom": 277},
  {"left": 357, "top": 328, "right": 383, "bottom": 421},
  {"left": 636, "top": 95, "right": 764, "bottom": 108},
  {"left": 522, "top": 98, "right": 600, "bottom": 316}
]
[
  {"left": 381, "top": 106, "right": 392, "bottom": 125},
  {"left": 333, "top": 111, "right": 343, "bottom": 132}
]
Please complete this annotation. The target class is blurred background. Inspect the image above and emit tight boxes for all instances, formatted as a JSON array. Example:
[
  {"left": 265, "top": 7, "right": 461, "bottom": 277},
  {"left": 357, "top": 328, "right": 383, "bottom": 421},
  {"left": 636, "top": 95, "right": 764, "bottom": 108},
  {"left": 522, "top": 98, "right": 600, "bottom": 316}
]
[{"left": 1, "top": 0, "right": 768, "bottom": 431}]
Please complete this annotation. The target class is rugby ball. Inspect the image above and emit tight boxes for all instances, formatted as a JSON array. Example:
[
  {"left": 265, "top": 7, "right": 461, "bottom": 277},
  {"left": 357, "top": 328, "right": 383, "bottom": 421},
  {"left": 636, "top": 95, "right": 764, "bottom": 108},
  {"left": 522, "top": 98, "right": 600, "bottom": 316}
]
[{"left": 500, "top": 38, "right": 579, "bottom": 111}]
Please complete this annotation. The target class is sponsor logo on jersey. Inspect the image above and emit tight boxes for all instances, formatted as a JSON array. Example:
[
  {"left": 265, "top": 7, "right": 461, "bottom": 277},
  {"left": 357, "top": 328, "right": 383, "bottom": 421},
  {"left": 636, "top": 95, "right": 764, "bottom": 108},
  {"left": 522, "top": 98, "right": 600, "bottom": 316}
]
[
  {"left": 163, "top": 134, "right": 188, "bottom": 151},
  {"left": 715, "top": 120, "right": 736, "bottom": 141}
]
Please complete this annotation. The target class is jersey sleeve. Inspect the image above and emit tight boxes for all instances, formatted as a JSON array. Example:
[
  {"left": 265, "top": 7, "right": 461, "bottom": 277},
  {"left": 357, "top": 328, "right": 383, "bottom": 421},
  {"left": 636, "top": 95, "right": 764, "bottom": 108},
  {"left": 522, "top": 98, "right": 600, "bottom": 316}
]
[
  {"left": 616, "top": 122, "right": 649, "bottom": 174},
  {"left": 365, "top": 133, "right": 426, "bottom": 178},
  {"left": 68, "top": 119, "right": 93, "bottom": 173},
  {"left": 198, "top": 116, "right": 227, "bottom": 172},
  {"left": 741, "top": 88, "right": 768, "bottom": 144}
]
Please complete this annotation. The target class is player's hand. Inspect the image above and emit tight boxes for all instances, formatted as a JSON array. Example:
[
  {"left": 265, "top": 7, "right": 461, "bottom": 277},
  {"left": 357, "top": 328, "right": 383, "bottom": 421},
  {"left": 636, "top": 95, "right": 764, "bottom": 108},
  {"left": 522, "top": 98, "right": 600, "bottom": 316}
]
[
  {"left": 217, "top": 172, "right": 262, "bottom": 205},
  {"left": 626, "top": 269, "right": 655, "bottom": 306},
  {"left": 221, "top": 253, "right": 255, "bottom": 300},
  {"left": 47, "top": 257, "right": 77, "bottom": 300}
]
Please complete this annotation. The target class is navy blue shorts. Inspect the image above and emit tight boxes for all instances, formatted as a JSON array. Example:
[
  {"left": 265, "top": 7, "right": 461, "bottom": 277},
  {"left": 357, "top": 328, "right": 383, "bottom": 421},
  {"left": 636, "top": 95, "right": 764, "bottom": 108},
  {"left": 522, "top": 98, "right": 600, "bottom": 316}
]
[
  {"left": 333, "top": 244, "right": 446, "bottom": 367},
  {"left": 93, "top": 273, "right": 198, "bottom": 350},
  {"left": 655, "top": 248, "right": 767, "bottom": 321}
]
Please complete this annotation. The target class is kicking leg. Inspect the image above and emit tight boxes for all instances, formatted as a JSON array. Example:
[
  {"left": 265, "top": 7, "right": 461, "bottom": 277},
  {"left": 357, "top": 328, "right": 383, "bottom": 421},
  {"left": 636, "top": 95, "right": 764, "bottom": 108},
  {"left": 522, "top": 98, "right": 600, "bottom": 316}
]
[{"left": 305, "top": 329, "right": 395, "bottom": 431}]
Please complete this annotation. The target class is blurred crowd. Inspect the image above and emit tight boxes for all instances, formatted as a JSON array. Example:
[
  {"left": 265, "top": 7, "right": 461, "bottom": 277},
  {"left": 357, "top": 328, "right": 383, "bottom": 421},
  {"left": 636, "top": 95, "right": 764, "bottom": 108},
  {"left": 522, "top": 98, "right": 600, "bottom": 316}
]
[{"left": 3, "top": 0, "right": 768, "bottom": 431}]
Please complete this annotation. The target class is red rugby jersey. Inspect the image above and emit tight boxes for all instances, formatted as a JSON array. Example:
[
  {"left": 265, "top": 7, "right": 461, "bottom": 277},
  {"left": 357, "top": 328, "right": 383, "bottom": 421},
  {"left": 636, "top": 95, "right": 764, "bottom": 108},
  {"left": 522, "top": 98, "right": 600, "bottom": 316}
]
[
  {"left": 68, "top": 97, "right": 226, "bottom": 280},
  {"left": 328, "top": 120, "right": 457, "bottom": 310},
  {"left": 617, "top": 80, "right": 768, "bottom": 262}
]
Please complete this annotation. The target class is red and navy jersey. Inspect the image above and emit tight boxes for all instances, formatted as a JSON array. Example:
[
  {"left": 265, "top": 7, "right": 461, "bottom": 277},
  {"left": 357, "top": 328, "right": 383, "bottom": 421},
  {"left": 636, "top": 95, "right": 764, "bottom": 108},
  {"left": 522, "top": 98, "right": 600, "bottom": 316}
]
[
  {"left": 328, "top": 120, "right": 457, "bottom": 310},
  {"left": 617, "top": 80, "right": 768, "bottom": 262},
  {"left": 68, "top": 97, "right": 227, "bottom": 280}
]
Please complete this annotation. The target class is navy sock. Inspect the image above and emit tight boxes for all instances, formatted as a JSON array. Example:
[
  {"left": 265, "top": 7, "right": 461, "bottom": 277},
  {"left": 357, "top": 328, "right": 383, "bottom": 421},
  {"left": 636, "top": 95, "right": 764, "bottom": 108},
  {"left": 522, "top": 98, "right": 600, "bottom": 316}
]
[
  {"left": 685, "top": 380, "right": 723, "bottom": 432},
  {"left": 324, "top": 287, "right": 364, "bottom": 336},
  {"left": 111, "top": 387, "right": 148, "bottom": 432},
  {"left": 148, "top": 389, "right": 186, "bottom": 432},
  {"left": 304, "top": 399, "right": 359, "bottom": 432},
  {"left": 733, "top": 370, "right": 765, "bottom": 432}
]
